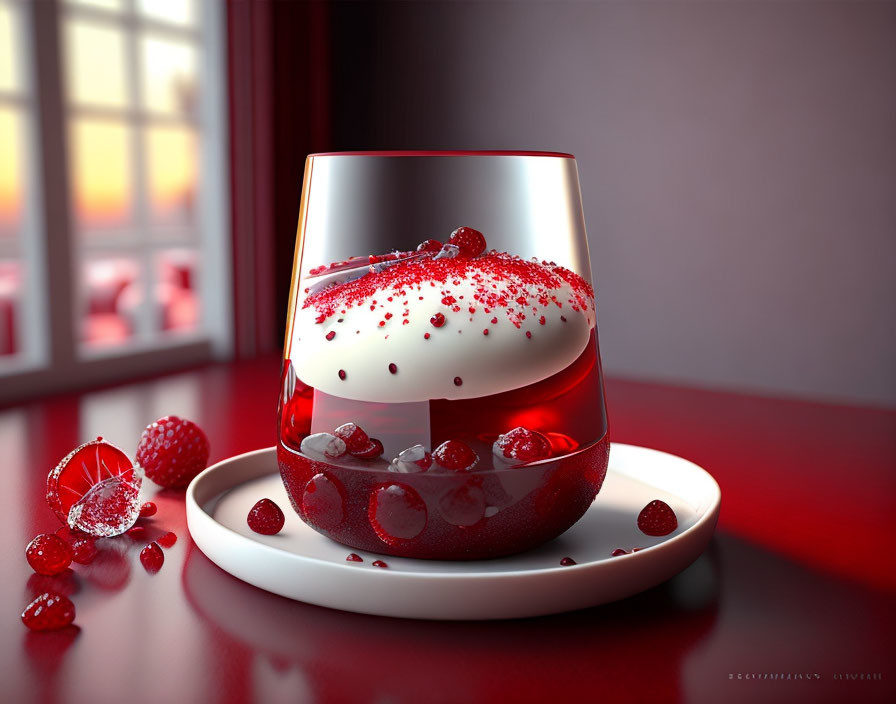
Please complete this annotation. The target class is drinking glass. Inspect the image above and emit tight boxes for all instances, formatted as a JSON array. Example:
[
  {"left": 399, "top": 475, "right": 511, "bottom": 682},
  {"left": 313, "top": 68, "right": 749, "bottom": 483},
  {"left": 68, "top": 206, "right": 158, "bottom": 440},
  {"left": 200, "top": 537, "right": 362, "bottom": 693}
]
[{"left": 278, "top": 151, "right": 609, "bottom": 559}]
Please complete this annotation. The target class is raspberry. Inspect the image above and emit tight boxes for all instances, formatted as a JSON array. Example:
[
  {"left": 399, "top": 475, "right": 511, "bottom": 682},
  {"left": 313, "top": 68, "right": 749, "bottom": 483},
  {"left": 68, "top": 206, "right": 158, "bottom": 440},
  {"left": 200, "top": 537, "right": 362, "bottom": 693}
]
[
  {"left": 334, "top": 423, "right": 370, "bottom": 453},
  {"left": 22, "top": 593, "right": 75, "bottom": 631},
  {"left": 493, "top": 426, "right": 553, "bottom": 463},
  {"left": 417, "top": 239, "right": 443, "bottom": 253},
  {"left": 157, "top": 531, "right": 178, "bottom": 548},
  {"left": 432, "top": 440, "right": 479, "bottom": 472},
  {"left": 351, "top": 437, "right": 384, "bottom": 460},
  {"left": 139, "top": 501, "right": 157, "bottom": 517},
  {"left": 140, "top": 543, "right": 164, "bottom": 573},
  {"left": 369, "top": 483, "right": 427, "bottom": 545},
  {"left": 25, "top": 534, "right": 73, "bottom": 576},
  {"left": 136, "top": 416, "right": 210, "bottom": 488},
  {"left": 247, "top": 498, "right": 285, "bottom": 535},
  {"left": 448, "top": 227, "right": 486, "bottom": 258},
  {"left": 47, "top": 438, "right": 142, "bottom": 537},
  {"left": 637, "top": 500, "right": 678, "bottom": 536}
]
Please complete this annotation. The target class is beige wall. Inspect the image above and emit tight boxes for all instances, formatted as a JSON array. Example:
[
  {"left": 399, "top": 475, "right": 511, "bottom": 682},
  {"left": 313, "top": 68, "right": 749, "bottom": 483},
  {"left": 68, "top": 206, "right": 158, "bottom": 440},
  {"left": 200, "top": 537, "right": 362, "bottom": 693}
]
[{"left": 331, "top": 0, "right": 896, "bottom": 406}]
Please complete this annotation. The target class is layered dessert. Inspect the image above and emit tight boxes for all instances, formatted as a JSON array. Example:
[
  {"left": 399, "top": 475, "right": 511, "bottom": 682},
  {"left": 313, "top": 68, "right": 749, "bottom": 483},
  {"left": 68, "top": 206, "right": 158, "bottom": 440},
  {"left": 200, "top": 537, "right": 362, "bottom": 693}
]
[{"left": 278, "top": 227, "right": 609, "bottom": 559}]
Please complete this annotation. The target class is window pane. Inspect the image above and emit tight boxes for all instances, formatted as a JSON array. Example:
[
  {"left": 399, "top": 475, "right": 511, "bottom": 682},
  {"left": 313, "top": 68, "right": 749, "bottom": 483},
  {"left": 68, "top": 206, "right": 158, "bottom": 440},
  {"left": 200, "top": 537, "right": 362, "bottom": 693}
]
[
  {"left": 65, "top": 0, "right": 124, "bottom": 10},
  {"left": 70, "top": 118, "right": 133, "bottom": 230},
  {"left": 140, "top": 35, "right": 198, "bottom": 117},
  {"left": 82, "top": 256, "right": 141, "bottom": 347},
  {"left": 156, "top": 249, "right": 198, "bottom": 333},
  {"left": 146, "top": 125, "right": 197, "bottom": 228},
  {"left": 0, "top": 106, "right": 23, "bottom": 239},
  {"left": 137, "top": 0, "right": 196, "bottom": 27},
  {"left": 0, "top": 3, "right": 19, "bottom": 93},
  {"left": 65, "top": 19, "right": 128, "bottom": 109},
  {"left": 0, "top": 261, "right": 20, "bottom": 356}
]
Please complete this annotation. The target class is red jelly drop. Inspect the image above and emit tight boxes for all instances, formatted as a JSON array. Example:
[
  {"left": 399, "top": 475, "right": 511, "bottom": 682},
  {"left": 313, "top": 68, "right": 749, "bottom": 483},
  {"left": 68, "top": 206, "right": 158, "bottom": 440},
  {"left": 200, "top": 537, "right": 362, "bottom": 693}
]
[
  {"left": 338, "top": 369, "right": 347, "bottom": 380},
  {"left": 637, "top": 500, "right": 678, "bottom": 536},
  {"left": 388, "top": 363, "right": 398, "bottom": 374},
  {"left": 611, "top": 548, "right": 628, "bottom": 557},
  {"left": 22, "top": 593, "right": 75, "bottom": 631},
  {"left": 25, "top": 534, "right": 73, "bottom": 576},
  {"left": 247, "top": 498, "right": 285, "bottom": 535},
  {"left": 139, "top": 501, "right": 157, "bottom": 518},
  {"left": 140, "top": 543, "right": 164, "bottom": 573},
  {"left": 369, "top": 483, "right": 427, "bottom": 545},
  {"left": 326, "top": 331, "right": 336, "bottom": 341},
  {"left": 346, "top": 553, "right": 363, "bottom": 562},
  {"left": 302, "top": 473, "right": 345, "bottom": 530},
  {"left": 157, "top": 531, "right": 178, "bottom": 548},
  {"left": 126, "top": 525, "right": 147, "bottom": 541},
  {"left": 372, "top": 560, "right": 388, "bottom": 569},
  {"left": 453, "top": 376, "right": 463, "bottom": 386},
  {"left": 560, "top": 556, "right": 576, "bottom": 566}
]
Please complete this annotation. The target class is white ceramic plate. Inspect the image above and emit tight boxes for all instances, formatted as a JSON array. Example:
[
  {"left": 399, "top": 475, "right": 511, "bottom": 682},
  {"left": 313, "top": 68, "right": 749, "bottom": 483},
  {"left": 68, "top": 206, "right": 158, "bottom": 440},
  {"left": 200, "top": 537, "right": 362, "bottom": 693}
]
[{"left": 186, "top": 443, "right": 720, "bottom": 620}]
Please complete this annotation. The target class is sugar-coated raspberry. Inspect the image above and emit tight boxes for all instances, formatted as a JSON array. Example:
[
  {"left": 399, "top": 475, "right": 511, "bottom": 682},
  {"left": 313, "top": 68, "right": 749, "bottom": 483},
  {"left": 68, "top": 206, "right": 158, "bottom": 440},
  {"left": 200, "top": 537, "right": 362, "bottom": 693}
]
[
  {"left": 493, "top": 426, "right": 553, "bottom": 463},
  {"left": 448, "top": 227, "right": 486, "bottom": 258},
  {"left": 25, "top": 534, "right": 73, "bottom": 576},
  {"left": 247, "top": 498, "right": 285, "bottom": 535},
  {"left": 637, "top": 500, "right": 678, "bottom": 536},
  {"left": 140, "top": 543, "right": 164, "bottom": 573},
  {"left": 136, "top": 416, "right": 210, "bottom": 488},
  {"left": 334, "top": 423, "right": 370, "bottom": 453},
  {"left": 432, "top": 440, "right": 479, "bottom": 472},
  {"left": 139, "top": 501, "right": 157, "bottom": 518},
  {"left": 22, "top": 593, "right": 75, "bottom": 631}
]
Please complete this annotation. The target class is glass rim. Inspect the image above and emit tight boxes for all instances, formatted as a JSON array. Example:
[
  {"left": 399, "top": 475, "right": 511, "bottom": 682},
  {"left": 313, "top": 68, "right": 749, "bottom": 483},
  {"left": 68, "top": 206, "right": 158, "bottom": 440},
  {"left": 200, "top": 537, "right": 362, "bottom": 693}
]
[{"left": 306, "top": 150, "right": 575, "bottom": 159}]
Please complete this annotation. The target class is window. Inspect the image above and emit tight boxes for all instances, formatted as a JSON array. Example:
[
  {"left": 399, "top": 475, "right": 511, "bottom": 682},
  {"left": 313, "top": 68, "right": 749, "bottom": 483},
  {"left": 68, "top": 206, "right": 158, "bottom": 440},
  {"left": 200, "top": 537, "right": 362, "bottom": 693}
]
[{"left": 0, "top": 0, "right": 230, "bottom": 400}]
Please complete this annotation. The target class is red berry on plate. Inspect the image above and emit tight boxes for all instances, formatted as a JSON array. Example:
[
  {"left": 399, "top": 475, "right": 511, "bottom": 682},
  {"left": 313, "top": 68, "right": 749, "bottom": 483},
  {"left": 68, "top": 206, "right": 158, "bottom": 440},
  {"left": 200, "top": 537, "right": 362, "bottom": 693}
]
[
  {"left": 493, "top": 426, "right": 553, "bottom": 463},
  {"left": 247, "top": 498, "right": 285, "bottom": 535},
  {"left": 637, "top": 500, "right": 678, "bottom": 536},
  {"left": 47, "top": 438, "right": 143, "bottom": 537},
  {"left": 157, "top": 531, "right": 178, "bottom": 548},
  {"left": 432, "top": 440, "right": 479, "bottom": 472},
  {"left": 369, "top": 483, "right": 427, "bottom": 545},
  {"left": 351, "top": 437, "right": 384, "bottom": 460},
  {"left": 334, "top": 422, "right": 371, "bottom": 454},
  {"left": 22, "top": 593, "right": 75, "bottom": 631},
  {"left": 25, "top": 534, "right": 73, "bottom": 576},
  {"left": 136, "top": 416, "right": 210, "bottom": 489},
  {"left": 417, "top": 239, "right": 443, "bottom": 254},
  {"left": 448, "top": 227, "right": 486, "bottom": 258},
  {"left": 139, "top": 501, "right": 157, "bottom": 518},
  {"left": 140, "top": 543, "right": 164, "bottom": 573}
]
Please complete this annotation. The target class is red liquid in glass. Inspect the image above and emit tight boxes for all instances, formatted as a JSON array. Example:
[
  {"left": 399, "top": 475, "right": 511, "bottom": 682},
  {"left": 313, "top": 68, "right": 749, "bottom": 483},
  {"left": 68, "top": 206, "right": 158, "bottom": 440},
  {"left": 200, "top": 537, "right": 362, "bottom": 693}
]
[{"left": 277, "top": 332, "right": 609, "bottom": 560}]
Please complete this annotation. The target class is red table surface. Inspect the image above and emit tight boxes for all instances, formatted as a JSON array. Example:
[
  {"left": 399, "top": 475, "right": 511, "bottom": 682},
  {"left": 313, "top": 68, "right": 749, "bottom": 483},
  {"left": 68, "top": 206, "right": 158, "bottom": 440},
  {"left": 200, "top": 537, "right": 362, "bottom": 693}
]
[{"left": 1, "top": 355, "right": 894, "bottom": 704}]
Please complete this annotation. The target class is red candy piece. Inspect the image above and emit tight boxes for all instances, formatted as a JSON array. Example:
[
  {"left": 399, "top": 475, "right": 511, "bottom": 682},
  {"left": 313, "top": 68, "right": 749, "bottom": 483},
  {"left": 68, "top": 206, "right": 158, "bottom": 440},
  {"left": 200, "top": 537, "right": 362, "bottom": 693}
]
[
  {"left": 22, "top": 593, "right": 75, "bottom": 631},
  {"left": 126, "top": 526, "right": 147, "bottom": 541},
  {"left": 25, "top": 534, "right": 73, "bottom": 576},
  {"left": 351, "top": 437, "right": 384, "bottom": 460},
  {"left": 139, "top": 501, "right": 157, "bottom": 518},
  {"left": 448, "top": 227, "right": 486, "bottom": 259},
  {"left": 346, "top": 553, "right": 363, "bottom": 562},
  {"left": 369, "top": 483, "right": 427, "bottom": 545},
  {"left": 637, "top": 500, "right": 678, "bottom": 536},
  {"left": 560, "top": 556, "right": 576, "bottom": 566},
  {"left": 372, "top": 560, "right": 388, "bottom": 569},
  {"left": 71, "top": 539, "right": 98, "bottom": 565},
  {"left": 495, "top": 426, "right": 553, "bottom": 463},
  {"left": 611, "top": 548, "right": 627, "bottom": 557},
  {"left": 430, "top": 313, "right": 446, "bottom": 328},
  {"left": 433, "top": 440, "right": 479, "bottom": 472},
  {"left": 247, "top": 498, "right": 285, "bottom": 535},
  {"left": 334, "top": 423, "right": 371, "bottom": 454},
  {"left": 47, "top": 438, "right": 141, "bottom": 536},
  {"left": 417, "top": 239, "right": 443, "bottom": 254},
  {"left": 140, "top": 543, "right": 164, "bottom": 573},
  {"left": 157, "top": 531, "right": 178, "bottom": 548},
  {"left": 136, "top": 415, "right": 210, "bottom": 489}
]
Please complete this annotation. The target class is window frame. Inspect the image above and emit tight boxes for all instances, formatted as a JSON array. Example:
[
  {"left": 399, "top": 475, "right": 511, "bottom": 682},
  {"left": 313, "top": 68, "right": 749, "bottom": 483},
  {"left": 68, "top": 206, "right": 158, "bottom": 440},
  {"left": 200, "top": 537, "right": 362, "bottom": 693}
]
[{"left": 0, "top": 0, "right": 231, "bottom": 404}]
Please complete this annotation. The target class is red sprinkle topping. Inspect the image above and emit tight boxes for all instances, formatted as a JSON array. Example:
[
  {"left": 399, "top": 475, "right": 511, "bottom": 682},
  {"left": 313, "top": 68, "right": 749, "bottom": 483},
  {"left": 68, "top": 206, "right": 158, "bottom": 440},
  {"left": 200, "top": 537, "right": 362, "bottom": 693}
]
[
  {"left": 326, "top": 331, "right": 335, "bottom": 341},
  {"left": 491, "top": 317, "right": 498, "bottom": 324},
  {"left": 539, "top": 316, "right": 546, "bottom": 325},
  {"left": 430, "top": 313, "right": 446, "bottom": 328},
  {"left": 526, "top": 331, "right": 532, "bottom": 339}
]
